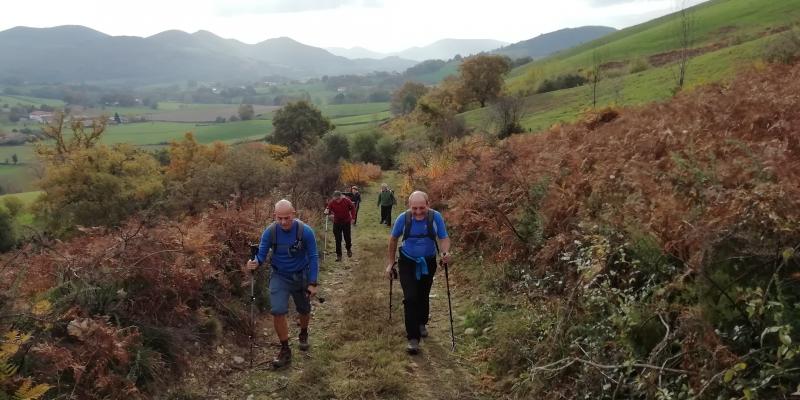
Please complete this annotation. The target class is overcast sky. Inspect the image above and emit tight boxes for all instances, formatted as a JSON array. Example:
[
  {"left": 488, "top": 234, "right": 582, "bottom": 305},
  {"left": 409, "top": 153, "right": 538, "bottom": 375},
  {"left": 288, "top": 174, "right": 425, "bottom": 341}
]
[{"left": 0, "top": 0, "right": 708, "bottom": 52}]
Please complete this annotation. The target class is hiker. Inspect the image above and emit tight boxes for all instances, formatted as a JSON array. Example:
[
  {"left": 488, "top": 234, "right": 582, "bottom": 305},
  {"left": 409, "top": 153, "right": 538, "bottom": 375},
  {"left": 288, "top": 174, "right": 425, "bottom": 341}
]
[
  {"left": 246, "top": 199, "right": 319, "bottom": 369},
  {"left": 345, "top": 185, "right": 362, "bottom": 225},
  {"left": 377, "top": 183, "right": 397, "bottom": 226},
  {"left": 325, "top": 190, "right": 356, "bottom": 261},
  {"left": 384, "top": 191, "right": 451, "bottom": 355}
]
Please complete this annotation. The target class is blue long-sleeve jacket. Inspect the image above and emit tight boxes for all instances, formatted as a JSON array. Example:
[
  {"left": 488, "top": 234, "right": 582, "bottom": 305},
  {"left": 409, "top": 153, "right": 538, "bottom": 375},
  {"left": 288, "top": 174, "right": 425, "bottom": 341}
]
[{"left": 255, "top": 220, "right": 319, "bottom": 283}]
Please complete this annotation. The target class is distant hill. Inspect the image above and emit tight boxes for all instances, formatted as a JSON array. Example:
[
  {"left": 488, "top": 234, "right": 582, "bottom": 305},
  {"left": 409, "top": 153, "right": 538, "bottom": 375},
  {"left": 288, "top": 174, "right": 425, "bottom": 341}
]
[
  {"left": 326, "top": 46, "right": 386, "bottom": 59},
  {"left": 493, "top": 26, "right": 617, "bottom": 59},
  {"left": 393, "top": 39, "right": 508, "bottom": 61},
  {"left": 0, "top": 26, "right": 417, "bottom": 84}
]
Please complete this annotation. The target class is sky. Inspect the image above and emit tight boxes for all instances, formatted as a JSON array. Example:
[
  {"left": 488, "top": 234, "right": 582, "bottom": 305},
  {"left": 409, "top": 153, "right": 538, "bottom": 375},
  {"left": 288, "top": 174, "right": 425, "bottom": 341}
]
[{"left": 0, "top": 0, "right": 709, "bottom": 53}]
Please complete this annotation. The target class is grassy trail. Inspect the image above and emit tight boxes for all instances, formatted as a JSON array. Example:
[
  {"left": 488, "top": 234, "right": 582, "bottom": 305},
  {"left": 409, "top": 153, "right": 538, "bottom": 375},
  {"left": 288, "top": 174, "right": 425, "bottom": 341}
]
[{"left": 191, "top": 172, "right": 483, "bottom": 399}]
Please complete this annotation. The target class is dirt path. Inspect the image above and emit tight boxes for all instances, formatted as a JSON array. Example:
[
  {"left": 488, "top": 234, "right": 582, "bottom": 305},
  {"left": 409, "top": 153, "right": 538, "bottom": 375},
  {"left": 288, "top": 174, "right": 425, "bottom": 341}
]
[{"left": 185, "top": 173, "right": 485, "bottom": 400}]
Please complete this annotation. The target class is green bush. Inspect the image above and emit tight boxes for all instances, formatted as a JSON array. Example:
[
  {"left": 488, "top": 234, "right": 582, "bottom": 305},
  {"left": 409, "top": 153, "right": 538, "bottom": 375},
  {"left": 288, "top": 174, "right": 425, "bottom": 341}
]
[
  {"left": 629, "top": 57, "right": 651, "bottom": 74},
  {"left": 0, "top": 207, "right": 15, "bottom": 252},
  {"left": 763, "top": 28, "right": 800, "bottom": 64},
  {"left": 536, "top": 73, "right": 588, "bottom": 94}
]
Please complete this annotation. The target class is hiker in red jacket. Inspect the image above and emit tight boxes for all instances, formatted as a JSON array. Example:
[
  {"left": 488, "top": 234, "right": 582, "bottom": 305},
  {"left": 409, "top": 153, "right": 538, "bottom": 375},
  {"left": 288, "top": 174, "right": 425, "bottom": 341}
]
[{"left": 325, "top": 190, "right": 356, "bottom": 261}]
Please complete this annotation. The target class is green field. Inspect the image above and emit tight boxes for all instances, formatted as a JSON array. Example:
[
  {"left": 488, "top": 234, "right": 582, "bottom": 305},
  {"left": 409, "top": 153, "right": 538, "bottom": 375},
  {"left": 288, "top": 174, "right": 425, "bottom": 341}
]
[
  {"left": 102, "top": 119, "right": 273, "bottom": 145},
  {"left": 0, "top": 94, "right": 65, "bottom": 108},
  {"left": 464, "top": 33, "right": 770, "bottom": 133},
  {"left": 319, "top": 102, "right": 390, "bottom": 118},
  {"left": 507, "top": 0, "right": 800, "bottom": 92},
  {"left": 454, "top": 0, "right": 800, "bottom": 135}
]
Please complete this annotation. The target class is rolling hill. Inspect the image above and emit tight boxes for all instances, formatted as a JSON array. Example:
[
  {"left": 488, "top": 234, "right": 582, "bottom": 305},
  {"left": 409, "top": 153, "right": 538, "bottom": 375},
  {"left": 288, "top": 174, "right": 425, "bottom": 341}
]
[
  {"left": 456, "top": 0, "right": 800, "bottom": 133},
  {"left": 493, "top": 26, "right": 617, "bottom": 59},
  {"left": 0, "top": 26, "right": 418, "bottom": 84}
]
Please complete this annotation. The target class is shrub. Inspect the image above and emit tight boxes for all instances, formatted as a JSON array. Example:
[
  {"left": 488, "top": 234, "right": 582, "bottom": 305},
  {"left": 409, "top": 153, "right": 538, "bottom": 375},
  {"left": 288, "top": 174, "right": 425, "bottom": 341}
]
[
  {"left": 2, "top": 196, "right": 23, "bottom": 217},
  {"left": 763, "top": 28, "right": 800, "bottom": 64},
  {"left": 536, "top": 73, "right": 588, "bottom": 93},
  {"left": 628, "top": 57, "right": 650, "bottom": 74},
  {"left": 340, "top": 162, "right": 382, "bottom": 188}
]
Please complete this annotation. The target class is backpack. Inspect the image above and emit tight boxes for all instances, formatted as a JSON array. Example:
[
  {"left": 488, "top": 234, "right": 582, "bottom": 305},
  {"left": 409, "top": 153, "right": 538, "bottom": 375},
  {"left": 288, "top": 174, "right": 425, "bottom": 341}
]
[
  {"left": 267, "top": 220, "right": 305, "bottom": 257},
  {"left": 402, "top": 210, "right": 438, "bottom": 252}
]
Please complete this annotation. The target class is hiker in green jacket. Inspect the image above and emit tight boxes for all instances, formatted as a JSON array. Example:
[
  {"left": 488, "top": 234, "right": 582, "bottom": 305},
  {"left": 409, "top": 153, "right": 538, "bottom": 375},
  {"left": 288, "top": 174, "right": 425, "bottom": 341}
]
[{"left": 377, "top": 183, "right": 397, "bottom": 227}]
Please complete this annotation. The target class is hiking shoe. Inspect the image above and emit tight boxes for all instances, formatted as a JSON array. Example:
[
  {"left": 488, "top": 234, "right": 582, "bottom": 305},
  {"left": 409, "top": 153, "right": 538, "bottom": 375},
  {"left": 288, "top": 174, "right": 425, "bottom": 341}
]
[
  {"left": 299, "top": 331, "right": 310, "bottom": 351},
  {"left": 271, "top": 346, "right": 292, "bottom": 369},
  {"left": 406, "top": 339, "right": 420, "bottom": 355},
  {"left": 335, "top": 255, "right": 342, "bottom": 262},
  {"left": 419, "top": 324, "right": 428, "bottom": 338},
  {"left": 347, "top": 249, "right": 352, "bottom": 258}
]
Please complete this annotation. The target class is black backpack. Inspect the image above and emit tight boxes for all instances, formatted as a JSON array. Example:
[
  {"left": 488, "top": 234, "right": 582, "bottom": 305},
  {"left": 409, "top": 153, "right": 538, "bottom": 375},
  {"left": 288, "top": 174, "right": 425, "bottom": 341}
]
[
  {"left": 402, "top": 210, "right": 438, "bottom": 252},
  {"left": 266, "top": 220, "right": 305, "bottom": 257}
]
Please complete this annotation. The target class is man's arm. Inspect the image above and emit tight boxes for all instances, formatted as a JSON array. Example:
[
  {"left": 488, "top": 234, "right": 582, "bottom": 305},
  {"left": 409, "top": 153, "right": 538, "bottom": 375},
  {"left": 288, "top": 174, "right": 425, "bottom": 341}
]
[{"left": 305, "top": 226, "right": 319, "bottom": 283}]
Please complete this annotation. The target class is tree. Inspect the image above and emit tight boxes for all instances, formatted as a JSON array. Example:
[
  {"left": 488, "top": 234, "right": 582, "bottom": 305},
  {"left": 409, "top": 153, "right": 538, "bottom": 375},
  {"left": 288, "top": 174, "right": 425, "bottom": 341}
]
[
  {"left": 351, "top": 131, "right": 380, "bottom": 164},
  {"left": 458, "top": 55, "right": 512, "bottom": 107},
  {"left": 376, "top": 136, "right": 399, "bottom": 170},
  {"left": 590, "top": 51, "right": 604, "bottom": 109},
  {"left": 390, "top": 81, "right": 429, "bottom": 116},
  {"left": 114, "top": 112, "right": 122, "bottom": 124},
  {"left": 33, "top": 116, "right": 163, "bottom": 232},
  {"left": 271, "top": 101, "right": 334, "bottom": 153},
  {"left": 415, "top": 76, "right": 470, "bottom": 144},
  {"left": 2, "top": 196, "right": 24, "bottom": 217},
  {"left": 0, "top": 207, "right": 14, "bottom": 252},
  {"left": 675, "top": 0, "right": 695, "bottom": 91},
  {"left": 238, "top": 103, "right": 255, "bottom": 121},
  {"left": 34, "top": 144, "right": 164, "bottom": 232},
  {"left": 322, "top": 132, "right": 350, "bottom": 163},
  {"left": 490, "top": 94, "right": 528, "bottom": 139}
]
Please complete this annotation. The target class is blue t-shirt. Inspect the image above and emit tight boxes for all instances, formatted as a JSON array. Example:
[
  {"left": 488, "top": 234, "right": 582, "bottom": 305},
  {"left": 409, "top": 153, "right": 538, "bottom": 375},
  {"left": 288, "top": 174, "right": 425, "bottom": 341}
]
[
  {"left": 255, "top": 220, "right": 319, "bottom": 283},
  {"left": 391, "top": 210, "right": 448, "bottom": 258}
]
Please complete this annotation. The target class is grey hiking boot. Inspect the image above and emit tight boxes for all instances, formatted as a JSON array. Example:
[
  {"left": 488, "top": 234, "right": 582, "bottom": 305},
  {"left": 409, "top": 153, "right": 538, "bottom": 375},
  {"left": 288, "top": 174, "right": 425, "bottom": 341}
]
[
  {"left": 406, "top": 339, "right": 420, "bottom": 355},
  {"left": 298, "top": 330, "right": 310, "bottom": 351},
  {"left": 419, "top": 324, "right": 428, "bottom": 338},
  {"left": 271, "top": 346, "right": 292, "bottom": 369}
]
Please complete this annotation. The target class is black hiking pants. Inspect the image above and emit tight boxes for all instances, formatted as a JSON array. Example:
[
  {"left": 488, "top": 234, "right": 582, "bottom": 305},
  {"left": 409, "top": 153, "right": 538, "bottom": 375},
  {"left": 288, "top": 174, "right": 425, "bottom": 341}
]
[
  {"left": 333, "top": 223, "right": 352, "bottom": 257},
  {"left": 398, "top": 254, "right": 438, "bottom": 340},
  {"left": 380, "top": 205, "right": 393, "bottom": 226}
]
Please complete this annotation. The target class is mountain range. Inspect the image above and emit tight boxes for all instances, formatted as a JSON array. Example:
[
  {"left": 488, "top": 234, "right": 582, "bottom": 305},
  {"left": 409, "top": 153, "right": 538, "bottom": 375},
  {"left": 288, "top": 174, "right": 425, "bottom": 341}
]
[
  {"left": 0, "top": 25, "right": 417, "bottom": 84},
  {"left": 0, "top": 25, "right": 617, "bottom": 85},
  {"left": 492, "top": 26, "right": 617, "bottom": 59}
]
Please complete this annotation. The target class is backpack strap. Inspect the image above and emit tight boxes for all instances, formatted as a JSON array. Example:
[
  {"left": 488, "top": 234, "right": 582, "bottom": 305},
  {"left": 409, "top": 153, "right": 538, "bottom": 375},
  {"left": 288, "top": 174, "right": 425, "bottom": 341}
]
[
  {"left": 402, "top": 210, "right": 412, "bottom": 242},
  {"left": 268, "top": 220, "right": 305, "bottom": 255},
  {"left": 401, "top": 210, "right": 439, "bottom": 253},
  {"left": 295, "top": 220, "right": 305, "bottom": 247}
]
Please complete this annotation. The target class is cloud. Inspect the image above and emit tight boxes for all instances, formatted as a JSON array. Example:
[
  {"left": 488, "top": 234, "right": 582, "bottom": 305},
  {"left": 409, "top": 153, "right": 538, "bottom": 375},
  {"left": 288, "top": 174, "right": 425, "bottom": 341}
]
[{"left": 217, "top": 0, "right": 382, "bottom": 15}]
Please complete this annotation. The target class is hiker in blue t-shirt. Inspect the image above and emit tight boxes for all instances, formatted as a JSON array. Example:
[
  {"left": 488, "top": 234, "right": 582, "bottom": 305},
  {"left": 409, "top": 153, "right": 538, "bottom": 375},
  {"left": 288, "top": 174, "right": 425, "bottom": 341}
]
[
  {"left": 385, "top": 191, "right": 452, "bottom": 355},
  {"left": 246, "top": 199, "right": 319, "bottom": 369}
]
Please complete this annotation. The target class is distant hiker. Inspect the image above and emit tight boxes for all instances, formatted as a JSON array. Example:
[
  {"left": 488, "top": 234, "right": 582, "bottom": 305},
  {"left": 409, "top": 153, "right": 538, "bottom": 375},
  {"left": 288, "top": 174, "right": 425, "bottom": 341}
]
[
  {"left": 325, "top": 190, "right": 356, "bottom": 261},
  {"left": 346, "top": 185, "right": 362, "bottom": 225},
  {"left": 246, "top": 199, "right": 319, "bottom": 369},
  {"left": 385, "top": 191, "right": 451, "bottom": 355},
  {"left": 377, "top": 183, "right": 397, "bottom": 226}
]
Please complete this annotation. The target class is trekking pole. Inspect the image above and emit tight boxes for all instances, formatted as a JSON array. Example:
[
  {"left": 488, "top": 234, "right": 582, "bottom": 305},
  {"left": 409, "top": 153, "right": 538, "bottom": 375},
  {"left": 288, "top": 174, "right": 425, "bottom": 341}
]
[
  {"left": 324, "top": 213, "right": 329, "bottom": 258},
  {"left": 248, "top": 244, "right": 259, "bottom": 368},
  {"left": 443, "top": 260, "right": 456, "bottom": 351},
  {"left": 388, "top": 263, "right": 397, "bottom": 322}
]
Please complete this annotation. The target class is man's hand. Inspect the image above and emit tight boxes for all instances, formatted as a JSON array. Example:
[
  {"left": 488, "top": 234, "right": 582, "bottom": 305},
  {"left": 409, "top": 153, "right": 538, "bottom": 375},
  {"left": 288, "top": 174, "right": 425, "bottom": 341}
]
[
  {"left": 441, "top": 252, "right": 451, "bottom": 265},
  {"left": 324, "top": 208, "right": 329, "bottom": 215},
  {"left": 245, "top": 259, "right": 258, "bottom": 272},
  {"left": 384, "top": 263, "right": 396, "bottom": 280},
  {"left": 306, "top": 285, "right": 318, "bottom": 299}
]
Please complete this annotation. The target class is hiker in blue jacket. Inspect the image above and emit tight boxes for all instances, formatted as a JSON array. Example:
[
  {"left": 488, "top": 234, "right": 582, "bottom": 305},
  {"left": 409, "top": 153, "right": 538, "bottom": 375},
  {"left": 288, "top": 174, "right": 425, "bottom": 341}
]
[
  {"left": 246, "top": 199, "right": 319, "bottom": 369},
  {"left": 384, "top": 191, "right": 451, "bottom": 355}
]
